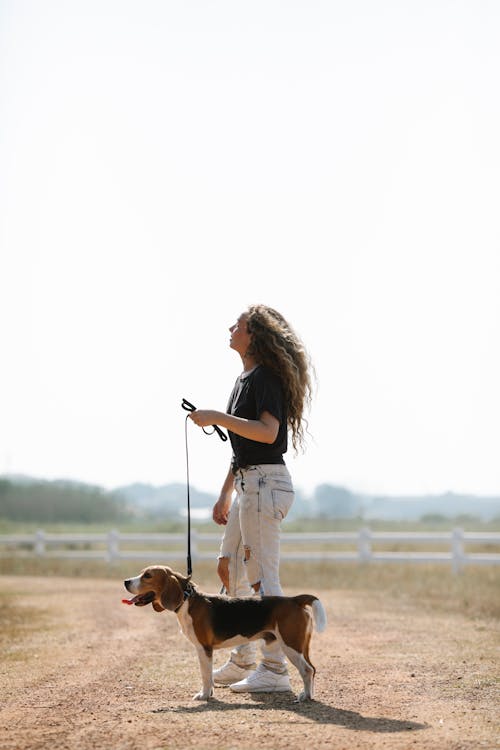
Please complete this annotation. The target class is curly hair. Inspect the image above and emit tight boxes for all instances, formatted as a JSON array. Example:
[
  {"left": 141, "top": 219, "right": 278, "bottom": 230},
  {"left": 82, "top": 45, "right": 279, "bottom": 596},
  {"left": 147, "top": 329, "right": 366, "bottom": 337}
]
[{"left": 245, "top": 304, "right": 314, "bottom": 452}]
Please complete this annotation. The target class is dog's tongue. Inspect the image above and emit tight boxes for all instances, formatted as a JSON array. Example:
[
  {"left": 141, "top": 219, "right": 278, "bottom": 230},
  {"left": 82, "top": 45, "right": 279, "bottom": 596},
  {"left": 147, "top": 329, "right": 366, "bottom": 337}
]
[{"left": 121, "top": 591, "right": 155, "bottom": 606}]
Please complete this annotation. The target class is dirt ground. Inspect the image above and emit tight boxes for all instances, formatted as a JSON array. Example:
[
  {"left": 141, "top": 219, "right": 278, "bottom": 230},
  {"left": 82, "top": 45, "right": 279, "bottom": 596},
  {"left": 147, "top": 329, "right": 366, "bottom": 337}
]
[{"left": 0, "top": 574, "right": 498, "bottom": 750}]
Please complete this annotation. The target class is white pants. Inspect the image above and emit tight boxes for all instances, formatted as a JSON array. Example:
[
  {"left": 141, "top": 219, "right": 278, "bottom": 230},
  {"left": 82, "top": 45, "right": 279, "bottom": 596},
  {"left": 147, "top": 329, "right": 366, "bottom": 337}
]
[{"left": 219, "top": 464, "right": 294, "bottom": 672}]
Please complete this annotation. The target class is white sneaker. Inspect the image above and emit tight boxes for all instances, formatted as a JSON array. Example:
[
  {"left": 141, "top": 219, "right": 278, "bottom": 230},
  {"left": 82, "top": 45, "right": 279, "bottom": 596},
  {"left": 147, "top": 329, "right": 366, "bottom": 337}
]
[
  {"left": 213, "top": 660, "right": 255, "bottom": 685},
  {"left": 229, "top": 663, "right": 291, "bottom": 693}
]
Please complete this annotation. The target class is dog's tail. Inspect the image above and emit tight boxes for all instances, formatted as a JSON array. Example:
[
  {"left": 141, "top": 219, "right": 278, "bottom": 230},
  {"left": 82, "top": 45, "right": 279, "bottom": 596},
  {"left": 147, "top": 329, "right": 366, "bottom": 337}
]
[{"left": 294, "top": 595, "right": 327, "bottom": 633}]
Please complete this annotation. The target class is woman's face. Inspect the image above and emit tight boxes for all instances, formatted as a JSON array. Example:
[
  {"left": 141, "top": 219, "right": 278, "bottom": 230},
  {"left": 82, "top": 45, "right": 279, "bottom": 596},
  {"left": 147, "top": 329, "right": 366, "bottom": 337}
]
[{"left": 229, "top": 313, "right": 251, "bottom": 356}]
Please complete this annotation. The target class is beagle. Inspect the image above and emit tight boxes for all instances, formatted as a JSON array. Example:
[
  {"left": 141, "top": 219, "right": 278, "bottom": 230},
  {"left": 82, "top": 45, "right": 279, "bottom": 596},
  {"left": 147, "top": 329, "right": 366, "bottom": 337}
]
[{"left": 123, "top": 565, "right": 327, "bottom": 702}]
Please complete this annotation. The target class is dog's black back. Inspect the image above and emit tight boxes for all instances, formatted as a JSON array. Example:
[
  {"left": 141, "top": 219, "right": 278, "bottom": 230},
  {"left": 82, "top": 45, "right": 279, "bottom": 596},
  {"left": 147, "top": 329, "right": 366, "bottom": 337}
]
[{"left": 203, "top": 595, "right": 284, "bottom": 641}]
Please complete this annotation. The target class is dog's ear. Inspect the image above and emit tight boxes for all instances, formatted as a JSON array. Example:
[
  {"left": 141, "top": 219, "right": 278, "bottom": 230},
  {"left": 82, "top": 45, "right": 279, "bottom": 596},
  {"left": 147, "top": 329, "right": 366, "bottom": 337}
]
[
  {"left": 160, "top": 571, "right": 184, "bottom": 612},
  {"left": 152, "top": 601, "right": 165, "bottom": 612}
]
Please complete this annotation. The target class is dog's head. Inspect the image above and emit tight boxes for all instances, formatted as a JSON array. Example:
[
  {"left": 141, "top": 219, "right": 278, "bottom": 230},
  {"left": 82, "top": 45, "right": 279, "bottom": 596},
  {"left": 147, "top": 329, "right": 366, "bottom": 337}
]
[{"left": 124, "top": 566, "right": 191, "bottom": 612}]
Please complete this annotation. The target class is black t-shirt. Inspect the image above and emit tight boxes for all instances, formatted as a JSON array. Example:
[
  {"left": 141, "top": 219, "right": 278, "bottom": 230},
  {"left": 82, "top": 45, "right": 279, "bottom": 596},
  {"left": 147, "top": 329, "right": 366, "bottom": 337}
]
[{"left": 227, "top": 365, "right": 287, "bottom": 472}]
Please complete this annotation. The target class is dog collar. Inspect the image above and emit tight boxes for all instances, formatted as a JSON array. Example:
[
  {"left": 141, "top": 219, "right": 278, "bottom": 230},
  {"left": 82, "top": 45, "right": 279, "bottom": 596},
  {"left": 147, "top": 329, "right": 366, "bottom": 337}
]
[{"left": 174, "top": 582, "right": 194, "bottom": 612}]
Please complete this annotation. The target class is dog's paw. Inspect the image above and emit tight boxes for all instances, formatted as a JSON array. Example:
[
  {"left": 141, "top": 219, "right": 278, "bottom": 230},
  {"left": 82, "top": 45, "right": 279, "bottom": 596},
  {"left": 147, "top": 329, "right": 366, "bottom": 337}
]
[
  {"left": 193, "top": 688, "right": 213, "bottom": 701},
  {"left": 295, "top": 690, "right": 312, "bottom": 703}
]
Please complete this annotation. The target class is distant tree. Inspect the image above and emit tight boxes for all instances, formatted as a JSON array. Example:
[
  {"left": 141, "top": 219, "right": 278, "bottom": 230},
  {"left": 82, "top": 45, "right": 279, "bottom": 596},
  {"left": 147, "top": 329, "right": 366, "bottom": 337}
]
[
  {"left": 0, "top": 479, "right": 131, "bottom": 523},
  {"left": 420, "top": 513, "right": 447, "bottom": 524},
  {"left": 314, "top": 484, "right": 361, "bottom": 519},
  {"left": 283, "top": 487, "right": 315, "bottom": 521}
]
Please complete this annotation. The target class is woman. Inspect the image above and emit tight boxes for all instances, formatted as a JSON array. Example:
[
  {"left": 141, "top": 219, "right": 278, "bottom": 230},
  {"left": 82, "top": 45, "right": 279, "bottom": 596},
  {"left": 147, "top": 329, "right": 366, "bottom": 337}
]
[{"left": 188, "top": 304, "right": 313, "bottom": 693}]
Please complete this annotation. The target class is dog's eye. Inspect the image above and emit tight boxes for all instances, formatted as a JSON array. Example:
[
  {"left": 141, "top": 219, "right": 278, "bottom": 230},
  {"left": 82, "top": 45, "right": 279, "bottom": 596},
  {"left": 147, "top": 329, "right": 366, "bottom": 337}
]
[{"left": 143, "top": 572, "right": 152, "bottom": 579}]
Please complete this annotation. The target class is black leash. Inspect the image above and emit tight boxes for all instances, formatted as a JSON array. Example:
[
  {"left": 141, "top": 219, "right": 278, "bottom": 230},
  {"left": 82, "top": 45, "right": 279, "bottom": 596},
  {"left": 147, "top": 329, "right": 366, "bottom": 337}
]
[
  {"left": 181, "top": 399, "right": 228, "bottom": 442},
  {"left": 181, "top": 398, "right": 227, "bottom": 577}
]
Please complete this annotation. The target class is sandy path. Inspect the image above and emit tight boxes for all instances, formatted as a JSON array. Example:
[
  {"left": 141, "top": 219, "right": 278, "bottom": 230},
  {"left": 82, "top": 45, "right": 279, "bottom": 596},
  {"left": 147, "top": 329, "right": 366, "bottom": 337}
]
[{"left": 0, "top": 575, "right": 498, "bottom": 750}]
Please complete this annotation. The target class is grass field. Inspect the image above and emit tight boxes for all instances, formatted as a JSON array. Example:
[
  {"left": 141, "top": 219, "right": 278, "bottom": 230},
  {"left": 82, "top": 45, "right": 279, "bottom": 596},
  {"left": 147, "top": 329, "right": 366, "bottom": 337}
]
[
  {"left": 1, "top": 516, "right": 499, "bottom": 534},
  {"left": 1, "top": 556, "right": 499, "bottom": 623},
  {"left": 1, "top": 517, "right": 499, "bottom": 624}
]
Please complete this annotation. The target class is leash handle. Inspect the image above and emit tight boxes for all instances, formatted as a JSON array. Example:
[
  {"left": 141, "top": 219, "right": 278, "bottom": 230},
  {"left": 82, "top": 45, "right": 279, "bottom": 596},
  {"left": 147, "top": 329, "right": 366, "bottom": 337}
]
[{"left": 181, "top": 398, "right": 228, "bottom": 442}]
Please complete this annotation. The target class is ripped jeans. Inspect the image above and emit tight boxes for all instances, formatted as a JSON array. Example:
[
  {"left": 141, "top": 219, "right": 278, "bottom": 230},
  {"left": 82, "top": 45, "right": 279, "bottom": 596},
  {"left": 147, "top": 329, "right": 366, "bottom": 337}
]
[{"left": 219, "top": 464, "right": 294, "bottom": 673}]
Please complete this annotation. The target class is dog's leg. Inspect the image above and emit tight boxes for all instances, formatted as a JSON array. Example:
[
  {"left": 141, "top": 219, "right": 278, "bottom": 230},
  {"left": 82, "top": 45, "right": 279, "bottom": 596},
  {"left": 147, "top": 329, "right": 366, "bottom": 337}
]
[
  {"left": 280, "top": 643, "right": 315, "bottom": 702},
  {"left": 301, "top": 637, "right": 317, "bottom": 701},
  {"left": 193, "top": 646, "right": 214, "bottom": 701}
]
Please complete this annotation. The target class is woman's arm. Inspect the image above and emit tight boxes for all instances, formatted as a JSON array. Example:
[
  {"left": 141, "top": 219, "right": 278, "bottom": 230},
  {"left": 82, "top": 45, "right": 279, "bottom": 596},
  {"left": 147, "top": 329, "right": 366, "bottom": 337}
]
[{"left": 189, "top": 409, "right": 279, "bottom": 444}]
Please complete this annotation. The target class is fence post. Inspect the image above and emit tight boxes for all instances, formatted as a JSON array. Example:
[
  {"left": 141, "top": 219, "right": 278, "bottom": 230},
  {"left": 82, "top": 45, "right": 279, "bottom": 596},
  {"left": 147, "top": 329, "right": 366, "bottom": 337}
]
[
  {"left": 34, "top": 529, "right": 46, "bottom": 557},
  {"left": 451, "top": 527, "right": 465, "bottom": 574},
  {"left": 107, "top": 529, "right": 120, "bottom": 562},
  {"left": 358, "top": 527, "right": 372, "bottom": 563}
]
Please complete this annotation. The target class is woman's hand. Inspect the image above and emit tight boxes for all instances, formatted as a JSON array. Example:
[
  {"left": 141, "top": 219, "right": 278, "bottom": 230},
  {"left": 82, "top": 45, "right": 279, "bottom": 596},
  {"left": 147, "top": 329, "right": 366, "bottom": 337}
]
[
  {"left": 213, "top": 466, "right": 235, "bottom": 526},
  {"left": 217, "top": 556, "right": 230, "bottom": 590},
  {"left": 189, "top": 410, "right": 222, "bottom": 428},
  {"left": 212, "top": 494, "right": 232, "bottom": 525}
]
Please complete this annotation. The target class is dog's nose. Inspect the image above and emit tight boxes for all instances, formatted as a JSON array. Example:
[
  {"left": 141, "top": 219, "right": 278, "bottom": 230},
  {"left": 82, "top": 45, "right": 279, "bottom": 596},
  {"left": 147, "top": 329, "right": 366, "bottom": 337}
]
[{"left": 124, "top": 579, "right": 131, "bottom": 590}]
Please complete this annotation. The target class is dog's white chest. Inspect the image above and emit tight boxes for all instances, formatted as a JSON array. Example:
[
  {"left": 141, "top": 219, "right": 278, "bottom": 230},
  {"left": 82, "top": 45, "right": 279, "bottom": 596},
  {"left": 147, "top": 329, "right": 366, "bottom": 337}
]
[{"left": 176, "top": 602, "right": 199, "bottom": 645}]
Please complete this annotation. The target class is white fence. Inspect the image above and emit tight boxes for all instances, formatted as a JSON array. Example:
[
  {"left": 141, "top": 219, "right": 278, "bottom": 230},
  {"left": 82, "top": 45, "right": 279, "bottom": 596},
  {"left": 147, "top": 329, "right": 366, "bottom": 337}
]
[{"left": 1, "top": 528, "right": 500, "bottom": 573}]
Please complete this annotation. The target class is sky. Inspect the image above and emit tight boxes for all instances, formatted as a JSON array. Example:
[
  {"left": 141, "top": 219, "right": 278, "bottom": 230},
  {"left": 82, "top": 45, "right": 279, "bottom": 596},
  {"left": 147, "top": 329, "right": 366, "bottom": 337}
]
[{"left": 1, "top": 1, "right": 499, "bottom": 499}]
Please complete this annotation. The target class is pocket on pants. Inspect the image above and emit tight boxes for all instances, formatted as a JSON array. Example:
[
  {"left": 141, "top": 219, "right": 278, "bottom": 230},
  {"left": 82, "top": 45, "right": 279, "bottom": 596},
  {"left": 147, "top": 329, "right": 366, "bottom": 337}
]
[{"left": 271, "top": 488, "right": 294, "bottom": 520}]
